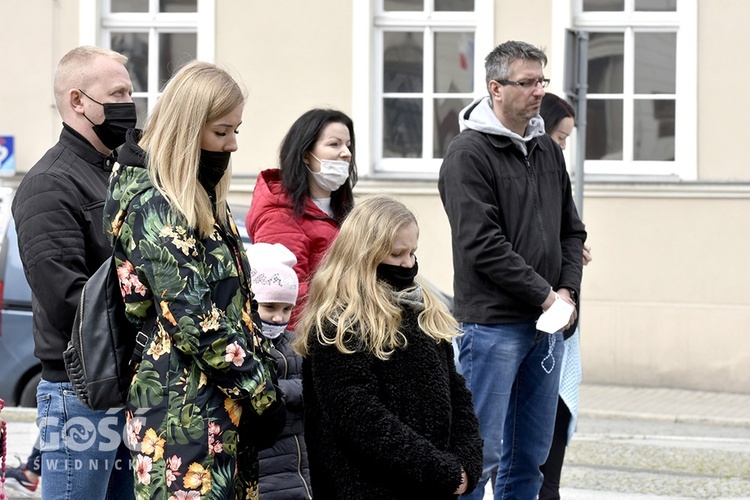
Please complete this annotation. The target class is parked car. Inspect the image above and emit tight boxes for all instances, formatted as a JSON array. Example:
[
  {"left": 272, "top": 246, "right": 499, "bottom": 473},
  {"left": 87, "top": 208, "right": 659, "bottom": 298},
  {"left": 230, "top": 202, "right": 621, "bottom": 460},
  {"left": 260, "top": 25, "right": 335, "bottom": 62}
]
[{"left": 0, "top": 188, "right": 39, "bottom": 407}]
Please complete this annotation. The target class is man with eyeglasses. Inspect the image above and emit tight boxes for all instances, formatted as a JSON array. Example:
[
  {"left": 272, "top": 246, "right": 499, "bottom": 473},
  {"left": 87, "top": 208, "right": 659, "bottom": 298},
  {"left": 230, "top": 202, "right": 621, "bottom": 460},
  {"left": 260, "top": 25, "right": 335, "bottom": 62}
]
[{"left": 439, "top": 40, "right": 586, "bottom": 499}]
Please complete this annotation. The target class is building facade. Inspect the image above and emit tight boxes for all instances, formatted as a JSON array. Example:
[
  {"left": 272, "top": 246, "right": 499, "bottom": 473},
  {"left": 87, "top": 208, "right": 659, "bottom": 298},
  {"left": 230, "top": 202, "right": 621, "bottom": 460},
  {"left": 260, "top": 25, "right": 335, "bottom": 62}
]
[{"left": 2, "top": 0, "right": 748, "bottom": 392}]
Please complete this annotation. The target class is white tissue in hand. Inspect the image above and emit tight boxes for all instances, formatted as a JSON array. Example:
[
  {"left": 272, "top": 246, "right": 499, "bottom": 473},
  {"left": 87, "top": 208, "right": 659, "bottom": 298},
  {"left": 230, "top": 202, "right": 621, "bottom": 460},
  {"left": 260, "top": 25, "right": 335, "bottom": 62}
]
[{"left": 537, "top": 297, "right": 575, "bottom": 334}]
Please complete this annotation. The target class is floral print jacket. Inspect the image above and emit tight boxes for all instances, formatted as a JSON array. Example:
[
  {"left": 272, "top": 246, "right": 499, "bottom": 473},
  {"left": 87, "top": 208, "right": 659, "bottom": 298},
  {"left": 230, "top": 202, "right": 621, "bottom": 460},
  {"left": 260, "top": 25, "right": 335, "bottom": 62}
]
[{"left": 104, "top": 134, "right": 278, "bottom": 500}]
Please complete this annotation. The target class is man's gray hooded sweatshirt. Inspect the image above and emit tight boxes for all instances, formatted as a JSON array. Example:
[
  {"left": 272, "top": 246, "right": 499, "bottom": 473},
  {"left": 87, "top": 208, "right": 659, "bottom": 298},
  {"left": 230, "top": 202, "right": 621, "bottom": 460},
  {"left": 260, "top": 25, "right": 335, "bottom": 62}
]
[{"left": 438, "top": 96, "right": 587, "bottom": 324}]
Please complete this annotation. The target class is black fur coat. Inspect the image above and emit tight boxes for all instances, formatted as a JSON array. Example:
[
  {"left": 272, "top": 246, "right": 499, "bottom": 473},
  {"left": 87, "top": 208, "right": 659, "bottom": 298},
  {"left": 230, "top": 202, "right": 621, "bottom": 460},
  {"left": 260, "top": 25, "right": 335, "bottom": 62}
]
[{"left": 302, "top": 305, "right": 483, "bottom": 499}]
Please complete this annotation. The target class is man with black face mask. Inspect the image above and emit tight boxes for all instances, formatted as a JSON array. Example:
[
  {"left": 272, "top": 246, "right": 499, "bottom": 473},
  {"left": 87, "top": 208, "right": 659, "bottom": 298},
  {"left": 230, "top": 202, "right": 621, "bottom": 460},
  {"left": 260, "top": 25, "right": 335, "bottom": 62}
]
[{"left": 12, "top": 46, "right": 137, "bottom": 500}]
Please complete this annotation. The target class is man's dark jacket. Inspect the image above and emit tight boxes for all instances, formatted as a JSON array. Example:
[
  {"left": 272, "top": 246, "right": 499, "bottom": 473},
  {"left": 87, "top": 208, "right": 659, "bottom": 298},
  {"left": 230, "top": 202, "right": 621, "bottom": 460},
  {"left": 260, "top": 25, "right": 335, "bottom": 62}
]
[
  {"left": 12, "top": 124, "right": 115, "bottom": 382},
  {"left": 439, "top": 121, "right": 587, "bottom": 325}
]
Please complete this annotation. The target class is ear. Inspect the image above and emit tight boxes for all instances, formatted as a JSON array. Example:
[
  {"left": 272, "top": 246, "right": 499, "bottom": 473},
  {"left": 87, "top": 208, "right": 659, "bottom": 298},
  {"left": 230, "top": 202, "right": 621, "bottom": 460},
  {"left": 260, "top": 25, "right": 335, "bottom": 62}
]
[
  {"left": 488, "top": 80, "right": 503, "bottom": 101},
  {"left": 69, "top": 89, "right": 86, "bottom": 116}
]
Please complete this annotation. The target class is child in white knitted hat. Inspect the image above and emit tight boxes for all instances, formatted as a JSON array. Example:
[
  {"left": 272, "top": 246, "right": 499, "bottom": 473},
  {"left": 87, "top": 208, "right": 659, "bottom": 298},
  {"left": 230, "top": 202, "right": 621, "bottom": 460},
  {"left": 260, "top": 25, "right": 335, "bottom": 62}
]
[{"left": 247, "top": 242, "right": 312, "bottom": 499}]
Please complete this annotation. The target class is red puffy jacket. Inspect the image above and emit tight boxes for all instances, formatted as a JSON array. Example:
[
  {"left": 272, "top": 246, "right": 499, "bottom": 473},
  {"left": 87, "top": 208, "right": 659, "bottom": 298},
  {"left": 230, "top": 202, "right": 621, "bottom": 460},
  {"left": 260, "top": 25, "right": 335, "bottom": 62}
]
[{"left": 246, "top": 169, "right": 339, "bottom": 329}]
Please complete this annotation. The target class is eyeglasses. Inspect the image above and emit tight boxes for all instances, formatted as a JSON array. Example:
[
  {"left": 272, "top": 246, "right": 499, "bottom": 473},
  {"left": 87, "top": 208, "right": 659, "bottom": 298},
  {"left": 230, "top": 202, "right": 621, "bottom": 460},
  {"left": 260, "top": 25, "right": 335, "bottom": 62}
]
[{"left": 496, "top": 78, "right": 550, "bottom": 89}]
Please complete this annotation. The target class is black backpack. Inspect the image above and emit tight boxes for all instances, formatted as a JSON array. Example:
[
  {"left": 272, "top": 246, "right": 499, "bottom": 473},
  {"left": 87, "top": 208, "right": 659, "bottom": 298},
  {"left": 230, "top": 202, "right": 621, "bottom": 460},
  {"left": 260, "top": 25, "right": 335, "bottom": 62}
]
[{"left": 63, "top": 254, "right": 156, "bottom": 410}]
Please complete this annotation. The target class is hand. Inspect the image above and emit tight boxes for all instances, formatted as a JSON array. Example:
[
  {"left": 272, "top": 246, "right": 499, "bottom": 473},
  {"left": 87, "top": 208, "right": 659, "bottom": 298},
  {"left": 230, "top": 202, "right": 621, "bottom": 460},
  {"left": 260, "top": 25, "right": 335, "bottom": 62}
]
[
  {"left": 454, "top": 468, "right": 468, "bottom": 495},
  {"left": 556, "top": 288, "right": 578, "bottom": 331},
  {"left": 541, "top": 289, "right": 557, "bottom": 311},
  {"left": 582, "top": 243, "right": 593, "bottom": 266}
]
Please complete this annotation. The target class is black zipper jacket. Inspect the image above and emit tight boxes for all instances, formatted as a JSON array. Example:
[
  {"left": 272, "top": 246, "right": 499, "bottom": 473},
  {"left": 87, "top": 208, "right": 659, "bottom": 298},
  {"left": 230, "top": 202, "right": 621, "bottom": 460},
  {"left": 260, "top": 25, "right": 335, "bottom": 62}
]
[
  {"left": 439, "top": 120, "right": 586, "bottom": 324},
  {"left": 12, "top": 124, "right": 116, "bottom": 382}
]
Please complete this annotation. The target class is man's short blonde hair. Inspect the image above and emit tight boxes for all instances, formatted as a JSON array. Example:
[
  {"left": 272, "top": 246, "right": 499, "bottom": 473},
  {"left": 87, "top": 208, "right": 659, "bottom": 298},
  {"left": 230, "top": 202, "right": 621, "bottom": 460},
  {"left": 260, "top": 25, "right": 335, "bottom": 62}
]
[{"left": 53, "top": 46, "right": 127, "bottom": 112}]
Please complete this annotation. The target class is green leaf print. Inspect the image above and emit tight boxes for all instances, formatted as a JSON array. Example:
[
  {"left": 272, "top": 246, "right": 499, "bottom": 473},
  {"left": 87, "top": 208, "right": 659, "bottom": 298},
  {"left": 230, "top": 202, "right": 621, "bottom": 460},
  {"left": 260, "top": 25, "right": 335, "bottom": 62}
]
[
  {"left": 221, "top": 429, "right": 237, "bottom": 457},
  {"left": 140, "top": 239, "right": 186, "bottom": 300},
  {"left": 167, "top": 404, "right": 204, "bottom": 445},
  {"left": 209, "top": 455, "right": 234, "bottom": 496},
  {"left": 129, "top": 360, "right": 164, "bottom": 408},
  {"left": 148, "top": 458, "right": 167, "bottom": 496},
  {"left": 205, "top": 337, "right": 231, "bottom": 369},
  {"left": 124, "top": 299, "right": 154, "bottom": 320},
  {"left": 182, "top": 269, "right": 210, "bottom": 307},
  {"left": 223, "top": 288, "right": 245, "bottom": 327},
  {"left": 120, "top": 224, "right": 135, "bottom": 253},
  {"left": 173, "top": 317, "right": 200, "bottom": 354},
  {"left": 208, "top": 246, "right": 235, "bottom": 280}
]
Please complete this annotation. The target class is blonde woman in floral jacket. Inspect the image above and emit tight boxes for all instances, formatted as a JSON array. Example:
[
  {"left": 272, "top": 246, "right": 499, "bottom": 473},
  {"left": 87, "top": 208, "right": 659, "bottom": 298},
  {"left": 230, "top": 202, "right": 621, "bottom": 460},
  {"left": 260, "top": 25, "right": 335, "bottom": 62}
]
[{"left": 103, "top": 61, "right": 280, "bottom": 500}]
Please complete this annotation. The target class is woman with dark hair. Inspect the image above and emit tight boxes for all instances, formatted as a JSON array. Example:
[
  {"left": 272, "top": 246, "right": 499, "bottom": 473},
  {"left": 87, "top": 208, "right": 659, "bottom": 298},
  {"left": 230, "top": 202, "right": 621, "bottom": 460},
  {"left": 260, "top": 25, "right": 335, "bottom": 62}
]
[
  {"left": 540, "top": 92, "right": 576, "bottom": 151},
  {"left": 538, "top": 92, "right": 592, "bottom": 500},
  {"left": 246, "top": 109, "right": 357, "bottom": 329}
]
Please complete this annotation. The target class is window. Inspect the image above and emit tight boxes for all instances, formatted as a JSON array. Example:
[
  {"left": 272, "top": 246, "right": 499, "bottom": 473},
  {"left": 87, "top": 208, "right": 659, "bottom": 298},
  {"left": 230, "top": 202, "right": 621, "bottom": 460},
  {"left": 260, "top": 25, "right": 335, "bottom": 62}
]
[
  {"left": 81, "top": 0, "right": 215, "bottom": 127},
  {"left": 354, "top": 1, "right": 493, "bottom": 176},
  {"left": 573, "top": 0, "right": 696, "bottom": 179}
]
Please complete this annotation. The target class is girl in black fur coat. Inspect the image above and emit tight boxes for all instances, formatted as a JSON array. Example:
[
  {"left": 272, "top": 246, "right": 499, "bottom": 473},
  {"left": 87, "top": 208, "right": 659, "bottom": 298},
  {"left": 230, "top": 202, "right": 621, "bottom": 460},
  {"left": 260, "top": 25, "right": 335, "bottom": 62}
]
[{"left": 295, "top": 194, "right": 483, "bottom": 499}]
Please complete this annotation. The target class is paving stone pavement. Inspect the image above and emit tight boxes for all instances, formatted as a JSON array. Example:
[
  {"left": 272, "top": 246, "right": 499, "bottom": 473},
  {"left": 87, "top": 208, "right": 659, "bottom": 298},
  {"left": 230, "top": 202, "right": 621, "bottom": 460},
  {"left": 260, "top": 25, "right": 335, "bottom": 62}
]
[
  {"left": 577, "top": 384, "right": 750, "bottom": 427},
  {"left": 3, "top": 383, "right": 750, "bottom": 499}
]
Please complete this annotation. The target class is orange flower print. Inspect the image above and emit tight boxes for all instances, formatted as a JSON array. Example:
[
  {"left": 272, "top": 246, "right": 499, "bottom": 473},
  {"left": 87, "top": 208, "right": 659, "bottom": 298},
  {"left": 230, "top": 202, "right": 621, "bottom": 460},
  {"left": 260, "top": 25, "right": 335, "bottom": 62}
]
[
  {"left": 224, "top": 398, "right": 242, "bottom": 427},
  {"left": 136, "top": 454, "right": 153, "bottom": 485},
  {"left": 183, "top": 462, "right": 212, "bottom": 495},
  {"left": 147, "top": 324, "right": 171, "bottom": 361},
  {"left": 141, "top": 428, "right": 166, "bottom": 462},
  {"left": 242, "top": 305, "right": 253, "bottom": 330},
  {"left": 225, "top": 341, "right": 246, "bottom": 367},
  {"left": 199, "top": 305, "right": 222, "bottom": 332},
  {"left": 245, "top": 482, "right": 259, "bottom": 500},
  {"left": 159, "top": 225, "right": 197, "bottom": 256},
  {"left": 110, "top": 208, "right": 126, "bottom": 237},
  {"left": 160, "top": 301, "right": 178, "bottom": 326}
]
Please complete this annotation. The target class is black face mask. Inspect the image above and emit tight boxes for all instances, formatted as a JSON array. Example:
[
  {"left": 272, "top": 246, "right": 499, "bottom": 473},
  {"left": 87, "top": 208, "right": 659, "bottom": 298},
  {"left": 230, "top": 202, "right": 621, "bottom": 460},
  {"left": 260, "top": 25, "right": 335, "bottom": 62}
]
[
  {"left": 376, "top": 258, "right": 419, "bottom": 290},
  {"left": 79, "top": 90, "right": 137, "bottom": 150},
  {"left": 198, "top": 150, "right": 231, "bottom": 194}
]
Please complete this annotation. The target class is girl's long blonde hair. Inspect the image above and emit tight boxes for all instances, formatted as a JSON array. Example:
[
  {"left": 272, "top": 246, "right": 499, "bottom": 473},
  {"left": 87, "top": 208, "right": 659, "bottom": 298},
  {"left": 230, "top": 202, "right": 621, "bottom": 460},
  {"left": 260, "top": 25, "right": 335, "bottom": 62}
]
[
  {"left": 139, "top": 60, "right": 245, "bottom": 237},
  {"left": 295, "top": 194, "right": 459, "bottom": 360}
]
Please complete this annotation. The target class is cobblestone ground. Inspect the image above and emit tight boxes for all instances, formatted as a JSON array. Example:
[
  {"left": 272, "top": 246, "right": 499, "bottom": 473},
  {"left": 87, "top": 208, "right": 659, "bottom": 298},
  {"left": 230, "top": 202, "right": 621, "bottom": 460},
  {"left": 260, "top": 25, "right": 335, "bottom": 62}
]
[
  {"left": 562, "top": 436, "right": 750, "bottom": 498},
  {"left": 6, "top": 407, "right": 750, "bottom": 499},
  {"left": 478, "top": 416, "right": 750, "bottom": 500}
]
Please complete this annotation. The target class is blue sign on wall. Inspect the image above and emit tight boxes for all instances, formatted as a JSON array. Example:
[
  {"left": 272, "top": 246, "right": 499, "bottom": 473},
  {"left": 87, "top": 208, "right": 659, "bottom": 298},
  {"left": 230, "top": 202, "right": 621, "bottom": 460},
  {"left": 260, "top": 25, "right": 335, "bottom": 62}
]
[{"left": 0, "top": 136, "right": 15, "bottom": 176}]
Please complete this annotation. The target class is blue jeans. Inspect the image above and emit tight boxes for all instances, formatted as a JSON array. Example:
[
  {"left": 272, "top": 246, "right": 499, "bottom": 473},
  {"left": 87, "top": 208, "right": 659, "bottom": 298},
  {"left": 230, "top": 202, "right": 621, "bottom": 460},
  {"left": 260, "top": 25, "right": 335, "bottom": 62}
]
[
  {"left": 457, "top": 322, "right": 563, "bottom": 500},
  {"left": 36, "top": 380, "right": 134, "bottom": 500}
]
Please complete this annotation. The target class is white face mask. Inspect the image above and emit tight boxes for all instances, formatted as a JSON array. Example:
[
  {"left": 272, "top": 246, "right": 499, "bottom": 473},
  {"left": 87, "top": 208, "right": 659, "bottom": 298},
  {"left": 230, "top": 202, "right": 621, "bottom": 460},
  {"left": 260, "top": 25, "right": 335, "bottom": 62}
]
[
  {"left": 261, "top": 320, "right": 287, "bottom": 339},
  {"left": 308, "top": 153, "right": 350, "bottom": 192}
]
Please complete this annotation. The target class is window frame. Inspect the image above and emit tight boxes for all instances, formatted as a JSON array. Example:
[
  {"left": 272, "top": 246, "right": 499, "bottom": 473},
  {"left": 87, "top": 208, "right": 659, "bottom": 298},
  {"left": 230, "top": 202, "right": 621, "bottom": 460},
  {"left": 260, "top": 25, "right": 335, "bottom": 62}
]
[
  {"left": 79, "top": 0, "right": 215, "bottom": 116},
  {"left": 353, "top": 0, "right": 494, "bottom": 177},
  {"left": 571, "top": 0, "right": 697, "bottom": 180}
]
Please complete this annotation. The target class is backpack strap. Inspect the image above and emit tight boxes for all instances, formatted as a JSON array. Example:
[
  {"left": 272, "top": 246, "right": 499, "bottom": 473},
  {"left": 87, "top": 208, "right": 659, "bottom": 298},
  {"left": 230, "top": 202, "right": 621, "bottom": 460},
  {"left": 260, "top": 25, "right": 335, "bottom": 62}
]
[{"left": 131, "top": 314, "right": 158, "bottom": 368}]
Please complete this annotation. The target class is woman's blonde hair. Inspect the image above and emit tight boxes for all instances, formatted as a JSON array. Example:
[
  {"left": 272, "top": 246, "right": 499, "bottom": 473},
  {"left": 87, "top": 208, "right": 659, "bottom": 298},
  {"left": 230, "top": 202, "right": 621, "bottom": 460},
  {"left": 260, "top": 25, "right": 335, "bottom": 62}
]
[
  {"left": 295, "top": 194, "right": 459, "bottom": 360},
  {"left": 139, "top": 60, "right": 245, "bottom": 236}
]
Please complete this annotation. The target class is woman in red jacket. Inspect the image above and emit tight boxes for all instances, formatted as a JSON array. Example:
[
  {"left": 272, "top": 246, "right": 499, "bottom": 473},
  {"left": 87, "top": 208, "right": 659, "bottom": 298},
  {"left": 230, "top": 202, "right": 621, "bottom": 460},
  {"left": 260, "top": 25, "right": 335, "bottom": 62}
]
[{"left": 246, "top": 109, "right": 357, "bottom": 329}]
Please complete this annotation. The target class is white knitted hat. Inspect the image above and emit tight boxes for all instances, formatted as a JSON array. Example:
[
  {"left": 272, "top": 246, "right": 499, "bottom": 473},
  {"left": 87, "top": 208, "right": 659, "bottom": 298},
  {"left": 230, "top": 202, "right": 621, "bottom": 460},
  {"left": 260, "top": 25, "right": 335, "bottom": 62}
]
[{"left": 247, "top": 243, "right": 299, "bottom": 305}]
